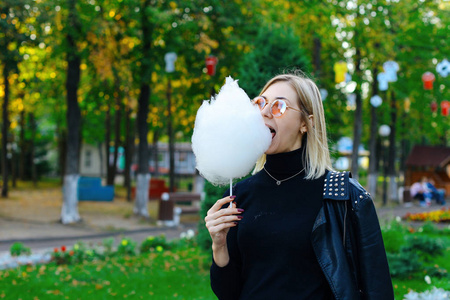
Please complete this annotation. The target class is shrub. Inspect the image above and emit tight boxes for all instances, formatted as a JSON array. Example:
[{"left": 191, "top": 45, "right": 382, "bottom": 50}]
[
  {"left": 401, "top": 235, "right": 445, "bottom": 262},
  {"left": 117, "top": 238, "right": 137, "bottom": 256},
  {"left": 140, "top": 235, "right": 169, "bottom": 253},
  {"left": 197, "top": 181, "right": 227, "bottom": 252},
  {"left": 387, "top": 251, "right": 423, "bottom": 278},
  {"left": 10, "top": 242, "right": 31, "bottom": 257}
]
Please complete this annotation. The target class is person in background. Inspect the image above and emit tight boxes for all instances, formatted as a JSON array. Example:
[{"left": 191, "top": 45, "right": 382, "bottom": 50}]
[
  {"left": 425, "top": 178, "right": 446, "bottom": 205},
  {"left": 410, "top": 177, "right": 431, "bottom": 207}
]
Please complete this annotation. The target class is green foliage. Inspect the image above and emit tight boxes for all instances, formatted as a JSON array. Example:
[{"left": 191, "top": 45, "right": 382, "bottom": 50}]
[
  {"left": 238, "top": 24, "right": 311, "bottom": 98},
  {"left": 383, "top": 221, "right": 449, "bottom": 279},
  {"left": 140, "top": 235, "right": 169, "bottom": 253},
  {"left": 387, "top": 251, "right": 423, "bottom": 278},
  {"left": 401, "top": 235, "right": 445, "bottom": 263},
  {"left": 197, "top": 181, "right": 227, "bottom": 252},
  {"left": 117, "top": 237, "right": 137, "bottom": 256},
  {"left": 9, "top": 242, "right": 31, "bottom": 257},
  {"left": 0, "top": 244, "right": 214, "bottom": 299}
]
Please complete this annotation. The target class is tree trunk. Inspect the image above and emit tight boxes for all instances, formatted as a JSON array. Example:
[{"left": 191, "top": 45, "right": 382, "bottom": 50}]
[
  {"left": 350, "top": 27, "right": 363, "bottom": 180},
  {"left": 153, "top": 129, "right": 159, "bottom": 178},
  {"left": 124, "top": 102, "right": 133, "bottom": 202},
  {"left": 167, "top": 78, "right": 175, "bottom": 192},
  {"left": 19, "top": 109, "right": 25, "bottom": 180},
  {"left": 133, "top": 0, "right": 153, "bottom": 217},
  {"left": 98, "top": 142, "right": 104, "bottom": 177},
  {"left": 312, "top": 36, "right": 322, "bottom": 79},
  {"left": 58, "top": 129, "right": 67, "bottom": 183},
  {"left": 1, "top": 64, "right": 10, "bottom": 198},
  {"left": 110, "top": 70, "right": 122, "bottom": 186},
  {"left": 11, "top": 138, "right": 16, "bottom": 188},
  {"left": 105, "top": 88, "right": 112, "bottom": 184},
  {"left": 368, "top": 66, "right": 379, "bottom": 198},
  {"left": 30, "top": 113, "right": 37, "bottom": 187},
  {"left": 388, "top": 91, "right": 398, "bottom": 201},
  {"left": 61, "top": 0, "right": 82, "bottom": 224}
]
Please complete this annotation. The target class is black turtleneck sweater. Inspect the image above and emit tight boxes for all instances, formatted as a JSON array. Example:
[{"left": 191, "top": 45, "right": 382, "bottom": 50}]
[{"left": 210, "top": 147, "right": 333, "bottom": 300}]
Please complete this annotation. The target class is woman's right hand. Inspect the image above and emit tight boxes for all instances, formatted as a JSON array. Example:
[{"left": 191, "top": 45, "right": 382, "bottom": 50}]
[{"left": 205, "top": 196, "right": 244, "bottom": 264}]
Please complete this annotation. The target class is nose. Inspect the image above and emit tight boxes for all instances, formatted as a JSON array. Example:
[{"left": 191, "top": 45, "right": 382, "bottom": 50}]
[{"left": 261, "top": 102, "right": 272, "bottom": 119}]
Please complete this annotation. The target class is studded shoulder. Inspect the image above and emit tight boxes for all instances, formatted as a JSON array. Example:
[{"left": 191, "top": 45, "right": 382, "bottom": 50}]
[{"left": 323, "top": 170, "right": 351, "bottom": 201}]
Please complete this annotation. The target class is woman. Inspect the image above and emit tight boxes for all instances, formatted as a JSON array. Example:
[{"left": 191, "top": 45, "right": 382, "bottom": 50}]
[{"left": 205, "top": 73, "right": 394, "bottom": 300}]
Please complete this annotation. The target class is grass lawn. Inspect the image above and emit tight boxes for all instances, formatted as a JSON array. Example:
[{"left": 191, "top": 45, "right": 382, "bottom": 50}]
[{"left": 0, "top": 247, "right": 215, "bottom": 300}]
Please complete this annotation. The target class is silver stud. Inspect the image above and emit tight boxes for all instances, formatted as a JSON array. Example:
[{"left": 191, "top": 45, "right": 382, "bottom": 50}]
[
  {"left": 355, "top": 201, "right": 357, "bottom": 204},
  {"left": 325, "top": 179, "right": 327, "bottom": 182},
  {"left": 341, "top": 177, "right": 344, "bottom": 180},
  {"left": 329, "top": 188, "right": 332, "bottom": 191},
  {"left": 323, "top": 193, "right": 325, "bottom": 195},
  {"left": 335, "top": 193, "right": 338, "bottom": 196},
  {"left": 341, "top": 193, "right": 344, "bottom": 196},
  {"left": 359, "top": 195, "right": 363, "bottom": 199},
  {"left": 334, "top": 183, "right": 338, "bottom": 186},
  {"left": 324, "top": 184, "right": 327, "bottom": 187},
  {"left": 329, "top": 193, "right": 332, "bottom": 195},
  {"left": 341, "top": 182, "right": 344, "bottom": 185},
  {"left": 341, "top": 188, "right": 344, "bottom": 191}
]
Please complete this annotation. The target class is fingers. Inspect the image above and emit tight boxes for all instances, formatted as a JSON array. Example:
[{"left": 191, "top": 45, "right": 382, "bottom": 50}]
[{"left": 207, "top": 196, "right": 235, "bottom": 215}]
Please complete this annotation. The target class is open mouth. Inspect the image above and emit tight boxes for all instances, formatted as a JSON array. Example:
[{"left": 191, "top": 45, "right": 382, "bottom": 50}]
[{"left": 267, "top": 125, "right": 276, "bottom": 139}]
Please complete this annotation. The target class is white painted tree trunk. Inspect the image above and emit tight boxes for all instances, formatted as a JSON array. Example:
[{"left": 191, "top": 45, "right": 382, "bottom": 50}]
[
  {"left": 367, "top": 173, "right": 378, "bottom": 200},
  {"left": 61, "top": 174, "right": 81, "bottom": 224},
  {"left": 389, "top": 175, "right": 398, "bottom": 202},
  {"left": 134, "top": 173, "right": 150, "bottom": 217}
]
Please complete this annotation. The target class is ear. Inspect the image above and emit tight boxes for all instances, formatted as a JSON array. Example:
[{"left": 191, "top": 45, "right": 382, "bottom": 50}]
[{"left": 300, "top": 115, "right": 314, "bottom": 134}]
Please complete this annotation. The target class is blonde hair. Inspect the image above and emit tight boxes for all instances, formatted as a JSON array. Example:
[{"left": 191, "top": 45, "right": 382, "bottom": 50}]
[{"left": 253, "top": 73, "right": 333, "bottom": 179}]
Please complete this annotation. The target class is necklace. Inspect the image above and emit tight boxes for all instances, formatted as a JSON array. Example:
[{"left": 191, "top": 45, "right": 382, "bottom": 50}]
[{"left": 263, "top": 166, "right": 305, "bottom": 186}]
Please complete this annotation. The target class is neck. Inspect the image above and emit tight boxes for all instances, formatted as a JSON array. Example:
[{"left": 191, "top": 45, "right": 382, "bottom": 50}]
[{"left": 264, "top": 147, "right": 305, "bottom": 178}]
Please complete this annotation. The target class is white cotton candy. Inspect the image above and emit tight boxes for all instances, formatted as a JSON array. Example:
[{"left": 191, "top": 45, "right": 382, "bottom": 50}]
[{"left": 191, "top": 76, "right": 272, "bottom": 186}]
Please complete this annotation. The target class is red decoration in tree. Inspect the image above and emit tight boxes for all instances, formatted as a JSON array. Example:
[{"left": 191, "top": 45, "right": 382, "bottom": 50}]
[
  {"left": 422, "top": 72, "right": 435, "bottom": 90},
  {"left": 441, "top": 100, "right": 450, "bottom": 116},
  {"left": 206, "top": 56, "right": 218, "bottom": 76},
  {"left": 431, "top": 101, "right": 438, "bottom": 113}
]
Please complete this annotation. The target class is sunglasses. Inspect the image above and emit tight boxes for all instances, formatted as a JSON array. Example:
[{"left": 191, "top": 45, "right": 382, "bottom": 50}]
[{"left": 253, "top": 96, "right": 302, "bottom": 117}]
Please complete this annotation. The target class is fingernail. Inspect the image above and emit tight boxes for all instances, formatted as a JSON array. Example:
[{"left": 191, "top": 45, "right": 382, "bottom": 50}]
[
  {"left": 230, "top": 195, "right": 236, "bottom": 200},
  {"left": 237, "top": 209, "right": 244, "bottom": 212},
  {"left": 237, "top": 215, "right": 243, "bottom": 219},
  {"left": 234, "top": 221, "right": 239, "bottom": 225}
]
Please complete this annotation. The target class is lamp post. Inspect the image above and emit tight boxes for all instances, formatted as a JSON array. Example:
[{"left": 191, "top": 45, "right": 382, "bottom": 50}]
[
  {"left": 165, "top": 52, "right": 177, "bottom": 192},
  {"left": 379, "top": 125, "right": 391, "bottom": 206}
]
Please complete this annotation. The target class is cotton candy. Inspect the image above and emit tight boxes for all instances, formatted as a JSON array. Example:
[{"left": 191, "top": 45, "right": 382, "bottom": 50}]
[{"left": 192, "top": 76, "right": 272, "bottom": 186}]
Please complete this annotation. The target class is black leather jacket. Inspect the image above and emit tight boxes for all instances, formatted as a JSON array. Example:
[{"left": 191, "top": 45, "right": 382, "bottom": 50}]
[{"left": 314, "top": 170, "right": 394, "bottom": 300}]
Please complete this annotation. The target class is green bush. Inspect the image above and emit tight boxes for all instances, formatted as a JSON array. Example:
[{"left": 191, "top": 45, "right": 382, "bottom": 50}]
[
  {"left": 117, "top": 238, "right": 137, "bottom": 256},
  {"left": 197, "top": 181, "right": 228, "bottom": 252},
  {"left": 386, "top": 228, "right": 447, "bottom": 278},
  {"left": 387, "top": 251, "right": 423, "bottom": 278},
  {"left": 140, "top": 235, "right": 169, "bottom": 253},
  {"left": 10, "top": 242, "right": 31, "bottom": 257},
  {"left": 401, "top": 235, "right": 445, "bottom": 262}
]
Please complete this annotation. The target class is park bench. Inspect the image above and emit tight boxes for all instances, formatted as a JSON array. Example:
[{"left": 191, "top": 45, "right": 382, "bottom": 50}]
[
  {"left": 158, "top": 192, "right": 202, "bottom": 226},
  {"left": 78, "top": 177, "right": 114, "bottom": 201}
]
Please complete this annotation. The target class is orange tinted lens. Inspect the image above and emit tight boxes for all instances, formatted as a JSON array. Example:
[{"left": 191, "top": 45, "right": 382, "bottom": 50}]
[
  {"left": 254, "top": 97, "right": 266, "bottom": 110},
  {"left": 271, "top": 100, "right": 286, "bottom": 117}
]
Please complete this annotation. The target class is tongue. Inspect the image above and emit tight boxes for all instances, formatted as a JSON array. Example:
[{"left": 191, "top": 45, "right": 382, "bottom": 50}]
[{"left": 271, "top": 132, "right": 276, "bottom": 139}]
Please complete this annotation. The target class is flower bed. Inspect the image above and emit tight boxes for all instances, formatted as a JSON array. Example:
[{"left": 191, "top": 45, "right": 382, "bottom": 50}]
[{"left": 404, "top": 208, "right": 450, "bottom": 223}]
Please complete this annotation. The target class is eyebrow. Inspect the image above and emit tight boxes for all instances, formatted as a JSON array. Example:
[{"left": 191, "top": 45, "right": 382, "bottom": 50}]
[{"left": 261, "top": 95, "right": 292, "bottom": 104}]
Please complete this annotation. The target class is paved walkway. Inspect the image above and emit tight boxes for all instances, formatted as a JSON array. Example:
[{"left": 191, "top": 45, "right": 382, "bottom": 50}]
[{"left": 0, "top": 186, "right": 448, "bottom": 255}]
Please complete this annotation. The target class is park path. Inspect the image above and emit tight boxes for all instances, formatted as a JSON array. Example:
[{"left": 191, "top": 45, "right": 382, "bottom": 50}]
[{"left": 0, "top": 185, "right": 448, "bottom": 255}]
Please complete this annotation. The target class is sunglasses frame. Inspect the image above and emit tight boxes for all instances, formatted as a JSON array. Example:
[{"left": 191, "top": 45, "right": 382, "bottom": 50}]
[{"left": 253, "top": 96, "right": 302, "bottom": 117}]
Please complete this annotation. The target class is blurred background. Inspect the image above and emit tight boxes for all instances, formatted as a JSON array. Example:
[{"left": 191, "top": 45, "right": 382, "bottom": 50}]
[{"left": 0, "top": 0, "right": 449, "bottom": 217}]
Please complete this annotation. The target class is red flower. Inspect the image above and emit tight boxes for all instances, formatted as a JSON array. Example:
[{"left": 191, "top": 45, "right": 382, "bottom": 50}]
[
  {"left": 61, "top": 246, "right": 66, "bottom": 252},
  {"left": 54, "top": 248, "right": 58, "bottom": 253},
  {"left": 69, "top": 250, "right": 74, "bottom": 256}
]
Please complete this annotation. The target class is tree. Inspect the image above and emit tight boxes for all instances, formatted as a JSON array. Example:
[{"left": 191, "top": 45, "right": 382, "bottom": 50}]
[{"left": 61, "top": 0, "right": 83, "bottom": 224}]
